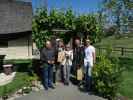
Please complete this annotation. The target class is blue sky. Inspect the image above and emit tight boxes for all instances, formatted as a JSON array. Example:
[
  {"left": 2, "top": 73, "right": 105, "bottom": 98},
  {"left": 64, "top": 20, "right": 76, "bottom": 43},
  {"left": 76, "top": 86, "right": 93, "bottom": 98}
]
[
  {"left": 32, "top": 0, "right": 102, "bottom": 14},
  {"left": 20, "top": 0, "right": 102, "bottom": 14}
]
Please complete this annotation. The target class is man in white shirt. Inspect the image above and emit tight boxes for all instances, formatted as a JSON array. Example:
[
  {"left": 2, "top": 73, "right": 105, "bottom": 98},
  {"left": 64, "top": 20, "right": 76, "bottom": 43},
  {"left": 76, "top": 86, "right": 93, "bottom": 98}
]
[{"left": 84, "top": 39, "right": 96, "bottom": 92}]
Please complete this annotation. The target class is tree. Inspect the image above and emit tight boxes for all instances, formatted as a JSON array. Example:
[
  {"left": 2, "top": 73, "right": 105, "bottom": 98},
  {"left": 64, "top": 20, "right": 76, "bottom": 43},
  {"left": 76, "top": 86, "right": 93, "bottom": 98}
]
[
  {"left": 32, "top": 9, "right": 103, "bottom": 49},
  {"left": 104, "top": 25, "right": 117, "bottom": 36},
  {"left": 102, "top": 0, "right": 133, "bottom": 36}
]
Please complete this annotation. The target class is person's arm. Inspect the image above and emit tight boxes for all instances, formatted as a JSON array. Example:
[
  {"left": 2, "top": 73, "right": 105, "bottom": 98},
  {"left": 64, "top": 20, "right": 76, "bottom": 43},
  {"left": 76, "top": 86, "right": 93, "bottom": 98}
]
[
  {"left": 51, "top": 49, "right": 56, "bottom": 64},
  {"left": 40, "top": 48, "right": 48, "bottom": 63},
  {"left": 92, "top": 47, "right": 96, "bottom": 64},
  {"left": 80, "top": 46, "right": 84, "bottom": 65},
  {"left": 40, "top": 49, "right": 44, "bottom": 62},
  {"left": 71, "top": 50, "right": 73, "bottom": 60}
]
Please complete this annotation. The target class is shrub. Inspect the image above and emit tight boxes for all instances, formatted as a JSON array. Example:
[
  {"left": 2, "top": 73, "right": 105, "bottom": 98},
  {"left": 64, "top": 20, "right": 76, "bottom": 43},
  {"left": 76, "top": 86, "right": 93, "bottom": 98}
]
[
  {"left": 92, "top": 55, "right": 122, "bottom": 99},
  {"left": 4, "top": 59, "right": 32, "bottom": 72}
]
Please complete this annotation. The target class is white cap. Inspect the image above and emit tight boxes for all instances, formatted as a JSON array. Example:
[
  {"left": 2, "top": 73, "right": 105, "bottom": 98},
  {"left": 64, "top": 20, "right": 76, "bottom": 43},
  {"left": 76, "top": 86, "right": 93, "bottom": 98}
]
[
  {"left": 3, "top": 64, "right": 13, "bottom": 68},
  {"left": 86, "top": 39, "right": 91, "bottom": 42},
  {"left": 56, "top": 38, "right": 61, "bottom": 42}
]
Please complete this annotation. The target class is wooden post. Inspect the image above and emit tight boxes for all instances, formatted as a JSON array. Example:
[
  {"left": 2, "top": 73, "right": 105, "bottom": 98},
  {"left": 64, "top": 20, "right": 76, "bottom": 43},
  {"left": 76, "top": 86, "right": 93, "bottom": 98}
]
[
  {"left": 98, "top": 47, "right": 101, "bottom": 55},
  {"left": 121, "top": 47, "right": 124, "bottom": 56}
]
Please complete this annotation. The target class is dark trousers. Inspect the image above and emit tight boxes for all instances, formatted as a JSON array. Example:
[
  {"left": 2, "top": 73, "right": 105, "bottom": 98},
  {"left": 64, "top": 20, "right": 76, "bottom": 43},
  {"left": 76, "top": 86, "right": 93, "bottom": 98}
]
[
  {"left": 56, "top": 64, "right": 64, "bottom": 82},
  {"left": 42, "top": 64, "right": 53, "bottom": 89}
]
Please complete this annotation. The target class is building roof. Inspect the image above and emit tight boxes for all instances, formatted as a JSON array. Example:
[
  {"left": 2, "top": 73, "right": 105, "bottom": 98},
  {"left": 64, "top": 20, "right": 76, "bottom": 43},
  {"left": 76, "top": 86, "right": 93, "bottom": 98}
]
[{"left": 0, "top": 0, "right": 32, "bottom": 35}]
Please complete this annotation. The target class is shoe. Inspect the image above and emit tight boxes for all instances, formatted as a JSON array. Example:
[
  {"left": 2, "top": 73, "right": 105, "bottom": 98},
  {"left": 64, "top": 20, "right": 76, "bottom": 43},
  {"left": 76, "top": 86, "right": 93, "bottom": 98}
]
[
  {"left": 66, "top": 82, "right": 69, "bottom": 86},
  {"left": 44, "top": 87, "right": 48, "bottom": 90},
  {"left": 55, "top": 82, "right": 60, "bottom": 86},
  {"left": 49, "top": 85, "right": 55, "bottom": 89},
  {"left": 64, "top": 82, "right": 69, "bottom": 86},
  {"left": 88, "top": 91, "right": 93, "bottom": 95}
]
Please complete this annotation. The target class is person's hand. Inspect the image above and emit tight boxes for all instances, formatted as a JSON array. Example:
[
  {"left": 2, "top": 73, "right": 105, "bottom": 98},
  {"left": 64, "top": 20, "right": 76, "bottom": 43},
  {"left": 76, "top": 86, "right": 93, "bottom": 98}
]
[
  {"left": 51, "top": 60, "right": 55, "bottom": 64},
  {"left": 66, "top": 55, "right": 69, "bottom": 59},
  {"left": 48, "top": 60, "right": 51, "bottom": 64}
]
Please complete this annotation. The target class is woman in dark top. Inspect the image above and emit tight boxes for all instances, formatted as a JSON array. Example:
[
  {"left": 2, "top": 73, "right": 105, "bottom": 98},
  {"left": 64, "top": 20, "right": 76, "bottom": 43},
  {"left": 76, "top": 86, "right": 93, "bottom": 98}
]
[{"left": 72, "top": 38, "right": 84, "bottom": 80}]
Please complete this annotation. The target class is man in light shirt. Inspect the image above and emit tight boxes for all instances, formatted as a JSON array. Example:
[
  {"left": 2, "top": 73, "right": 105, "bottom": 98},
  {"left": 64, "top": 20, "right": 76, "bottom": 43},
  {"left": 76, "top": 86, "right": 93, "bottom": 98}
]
[{"left": 84, "top": 39, "right": 96, "bottom": 92}]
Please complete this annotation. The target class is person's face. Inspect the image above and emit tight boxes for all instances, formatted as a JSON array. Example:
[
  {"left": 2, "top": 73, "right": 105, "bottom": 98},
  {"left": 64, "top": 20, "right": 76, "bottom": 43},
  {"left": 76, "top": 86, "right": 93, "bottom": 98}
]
[
  {"left": 75, "top": 39, "right": 80, "bottom": 46},
  {"left": 4, "top": 67, "right": 12, "bottom": 75},
  {"left": 66, "top": 46, "right": 70, "bottom": 51},
  {"left": 85, "top": 41, "right": 90, "bottom": 46},
  {"left": 59, "top": 41, "right": 64, "bottom": 48},
  {"left": 46, "top": 41, "right": 52, "bottom": 49}
]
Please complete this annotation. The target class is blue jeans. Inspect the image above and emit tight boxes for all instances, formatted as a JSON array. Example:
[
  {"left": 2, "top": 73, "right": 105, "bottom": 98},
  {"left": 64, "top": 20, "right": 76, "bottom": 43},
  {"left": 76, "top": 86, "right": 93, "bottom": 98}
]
[
  {"left": 42, "top": 64, "right": 53, "bottom": 89},
  {"left": 84, "top": 63, "right": 92, "bottom": 91}
]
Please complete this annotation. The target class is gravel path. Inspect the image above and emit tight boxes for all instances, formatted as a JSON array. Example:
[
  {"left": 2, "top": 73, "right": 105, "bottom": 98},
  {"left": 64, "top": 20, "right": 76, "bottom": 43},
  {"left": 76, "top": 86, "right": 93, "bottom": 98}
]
[{"left": 15, "top": 83, "right": 106, "bottom": 100}]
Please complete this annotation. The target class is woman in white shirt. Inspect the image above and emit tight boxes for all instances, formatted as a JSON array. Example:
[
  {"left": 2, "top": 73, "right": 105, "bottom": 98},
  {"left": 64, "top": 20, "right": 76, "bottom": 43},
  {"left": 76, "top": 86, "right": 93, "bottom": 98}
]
[
  {"left": 56, "top": 40, "right": 65, "bottom": 83},
  {"left": 62, "top": 44, "right": 73, "bottom": 85}
]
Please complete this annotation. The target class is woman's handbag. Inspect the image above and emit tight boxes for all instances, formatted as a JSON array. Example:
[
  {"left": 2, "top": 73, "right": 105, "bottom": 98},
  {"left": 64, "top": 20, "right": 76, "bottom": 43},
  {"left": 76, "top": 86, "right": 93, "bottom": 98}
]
[
  {"left": 57, "top": 51, "right": 65, "bottom": 63},
  {"left": 77, "top": 67, "right": 83, "bottom": 81}
]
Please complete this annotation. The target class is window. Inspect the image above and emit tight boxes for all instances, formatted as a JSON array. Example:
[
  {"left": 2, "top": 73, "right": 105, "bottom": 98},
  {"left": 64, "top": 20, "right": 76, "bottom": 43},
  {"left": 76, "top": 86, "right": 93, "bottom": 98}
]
[{"left": 0, "top": 41, "right": 8, "bottom": 47}]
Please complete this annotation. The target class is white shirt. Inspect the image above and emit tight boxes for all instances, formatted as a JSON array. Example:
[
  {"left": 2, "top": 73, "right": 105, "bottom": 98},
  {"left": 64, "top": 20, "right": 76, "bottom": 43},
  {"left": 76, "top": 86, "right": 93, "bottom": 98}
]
[
  {"left": 62, "top": 50, "right": 73, "bottom": 66},
  {"left": 84, "top": 45, "right": 95, "bottom": 67},
  {"left": 0, "top": 72, "right": 16, "bottom": 86}
]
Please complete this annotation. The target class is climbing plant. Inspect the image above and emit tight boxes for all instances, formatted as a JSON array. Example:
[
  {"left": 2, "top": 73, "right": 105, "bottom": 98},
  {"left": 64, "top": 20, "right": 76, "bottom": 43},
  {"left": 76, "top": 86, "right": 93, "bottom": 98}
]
[{"left": 32, "top": 8, "right": 103, "bottom": 49}]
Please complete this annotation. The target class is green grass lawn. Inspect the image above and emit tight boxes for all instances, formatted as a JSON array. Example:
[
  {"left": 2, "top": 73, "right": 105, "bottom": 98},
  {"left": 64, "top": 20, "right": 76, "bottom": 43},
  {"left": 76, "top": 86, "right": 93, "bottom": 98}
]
[
  {"left": 0, "top": 72, "right": 30, "bottom": 96},
  {"left": 96, "top": 35, "right": 133, "bottom": 48},
  {"left": 119, "top": 58, "right": 133, "bottom": 99},
  {"left": 95, "top": 35, "right": 133, "bottom": 58},
  {"left": 119, "top": 70, "right": 133, "bottom": 99}
]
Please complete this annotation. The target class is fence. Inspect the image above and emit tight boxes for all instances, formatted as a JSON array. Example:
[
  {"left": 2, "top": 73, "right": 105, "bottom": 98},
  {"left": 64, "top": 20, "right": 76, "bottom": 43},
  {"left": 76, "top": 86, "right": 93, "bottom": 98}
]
[{"left": 96, "top": 46, "right": 133, "bottom": 58}]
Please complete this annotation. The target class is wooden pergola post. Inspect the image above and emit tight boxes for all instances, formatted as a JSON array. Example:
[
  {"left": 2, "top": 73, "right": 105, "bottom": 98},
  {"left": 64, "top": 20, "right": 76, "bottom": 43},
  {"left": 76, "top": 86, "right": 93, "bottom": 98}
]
[{"left": 51, "top": 29, "right": 72, "bottom": 45}]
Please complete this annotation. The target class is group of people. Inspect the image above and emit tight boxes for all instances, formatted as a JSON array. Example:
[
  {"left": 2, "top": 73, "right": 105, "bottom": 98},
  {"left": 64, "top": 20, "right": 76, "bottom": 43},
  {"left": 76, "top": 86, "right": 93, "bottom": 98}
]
[{"left": 40, "top": 38, "right": 96, "bottom": 93}]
